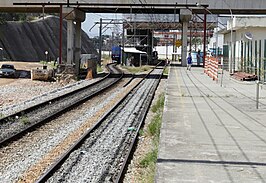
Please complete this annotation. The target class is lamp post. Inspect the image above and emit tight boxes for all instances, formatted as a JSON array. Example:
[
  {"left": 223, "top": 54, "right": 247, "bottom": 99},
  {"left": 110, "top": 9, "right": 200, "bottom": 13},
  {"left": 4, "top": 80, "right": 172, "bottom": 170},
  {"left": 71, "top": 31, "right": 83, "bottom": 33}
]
[
  {"left": 45, "top": 51, "right": 48, "bottom": 62},
  {"left": 42, "top": 50, "right": 48, "bottom": 69},
  {"left": 203, "top": 9, "right": 207, "bottom": 68}
]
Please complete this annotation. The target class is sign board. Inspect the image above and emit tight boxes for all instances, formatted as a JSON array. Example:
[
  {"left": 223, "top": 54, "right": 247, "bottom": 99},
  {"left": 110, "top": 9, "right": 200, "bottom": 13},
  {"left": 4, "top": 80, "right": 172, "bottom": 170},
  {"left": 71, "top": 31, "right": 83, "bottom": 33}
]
[{"left": 175, "top": 40, "right": 182, "bottom": 47}]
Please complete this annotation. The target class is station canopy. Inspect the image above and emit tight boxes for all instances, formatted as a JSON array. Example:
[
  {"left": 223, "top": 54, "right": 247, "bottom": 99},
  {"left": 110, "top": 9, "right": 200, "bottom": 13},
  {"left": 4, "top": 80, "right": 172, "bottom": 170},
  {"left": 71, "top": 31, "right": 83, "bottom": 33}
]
[
  {"left": 122, "top": 47, "right": 147, "bottom": 54},
  {"left": 122, "top": 13, "right": 224, "bottom": 31}
]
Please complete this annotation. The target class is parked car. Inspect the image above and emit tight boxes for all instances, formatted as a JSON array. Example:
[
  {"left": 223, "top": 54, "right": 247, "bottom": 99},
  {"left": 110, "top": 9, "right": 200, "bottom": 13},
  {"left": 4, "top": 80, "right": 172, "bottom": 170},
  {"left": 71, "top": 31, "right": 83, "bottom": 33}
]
[{"left": 0, "top": 64, "right": 17, "bottom": 78}]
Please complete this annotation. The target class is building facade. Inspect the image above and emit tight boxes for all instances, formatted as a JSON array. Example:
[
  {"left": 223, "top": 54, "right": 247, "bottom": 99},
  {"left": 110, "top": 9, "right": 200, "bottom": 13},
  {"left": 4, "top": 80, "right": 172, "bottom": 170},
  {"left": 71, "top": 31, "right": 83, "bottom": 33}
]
[{"left": 223, "top": 17, "right": 266, "bottom": 81}]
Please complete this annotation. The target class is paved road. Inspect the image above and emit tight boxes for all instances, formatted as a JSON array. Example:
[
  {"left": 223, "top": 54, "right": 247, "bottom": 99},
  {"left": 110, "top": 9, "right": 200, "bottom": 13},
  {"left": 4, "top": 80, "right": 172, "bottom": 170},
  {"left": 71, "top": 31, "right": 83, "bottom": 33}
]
[{"left": 156, "top": 64, "right": 266, "bottom": 183}]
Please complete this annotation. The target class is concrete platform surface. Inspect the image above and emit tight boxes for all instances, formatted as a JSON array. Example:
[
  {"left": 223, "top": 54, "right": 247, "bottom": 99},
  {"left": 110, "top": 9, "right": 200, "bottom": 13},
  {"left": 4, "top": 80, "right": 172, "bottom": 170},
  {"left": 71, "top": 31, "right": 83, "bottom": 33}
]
[{"left": 156, "top": 64, "right": 266, "bottom": 183}]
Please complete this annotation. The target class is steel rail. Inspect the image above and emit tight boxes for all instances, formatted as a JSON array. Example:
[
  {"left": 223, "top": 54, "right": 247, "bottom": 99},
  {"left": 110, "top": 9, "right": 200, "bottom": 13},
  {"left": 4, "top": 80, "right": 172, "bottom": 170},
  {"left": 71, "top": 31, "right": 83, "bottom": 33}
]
[
  {"left": 115, "top": 63, "right": 165, "bottom": 182},
  {"left": 35, "top": 62, "right": 164, "bottom": 183},
  {"left": 0, "top": 68, "right": 110, "bottom": 123},
  {"left": 0, "top": 63, "right": 123, "bottom": 147}
]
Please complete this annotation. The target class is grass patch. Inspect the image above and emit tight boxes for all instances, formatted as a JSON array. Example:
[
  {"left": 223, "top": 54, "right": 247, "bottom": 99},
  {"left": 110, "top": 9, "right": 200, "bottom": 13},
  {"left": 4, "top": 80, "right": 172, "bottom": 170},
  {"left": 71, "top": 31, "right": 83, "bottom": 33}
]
[
  {"left": 102, "top": 53, "right": 111, "bottom": 60},
  {"left": 122, "top": 65, "right": 152, "bottom": 74},
  {"left": 39, "top": 60, "right": 46, "bottom": 65},
  {"left": 140, "top": 149, "right": 158, "bottom": 168},
  {"left": 147, "top": 114, "right": 161, "bottom": 138},
  {"left": 21, "top": 116, "right": 29, "bottom": 125},
  {"left": 0, "top": 113, "right": 5, "bottom": 119},
  {"left": 47, "top": 61, "right": 58, "bottom": 69},
  {"left": 97, "top": 65, "right": 103, "bottom": 73},
  {"left": 102, "top": 54, "right": 112, "bottom": 65},
  {"left": 139, "top": 129, "right": 144, "bottom": 136},
  {"left": 137, "top": 93, "right": 165, "bottom": 183},
  {"left": 39, "top": 61, "right": 58, "bottom": 69},
  {"left": 163, "top": 67, "right": 169, "bottom": 75},
  {"left": 151, "top": 94, "right": 165, "bottom": 113}
]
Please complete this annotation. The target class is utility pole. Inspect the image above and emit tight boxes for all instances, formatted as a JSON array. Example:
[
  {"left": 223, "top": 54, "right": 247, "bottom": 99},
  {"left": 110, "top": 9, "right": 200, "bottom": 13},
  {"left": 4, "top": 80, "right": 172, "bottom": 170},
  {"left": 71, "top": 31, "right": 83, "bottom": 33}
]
[
  {"left": 203, "top": 9, "right": 207, "bottom": 68},
  {"left": 166, "top": 40, "right": 168, "bottom": 60},
  {"left": 99, "top": 18, "right": 102, "bottom": 65},
  {"left": 59, "top": 5, "right": 62, "bottom": 64},
  {"left": 172, "top": 3, "right": 177, "bottom": 61},
  {"left": 122, "top": 23, "right": 125, "bottom": 65},
  {"left": 111, "top": 32, "right": 114, "bottom": 49},
  {"left": 151, "top": 29, "right": 154, "bottom": 63},
  {"left": 134, "top": 14, "right": 137, "bottom": 46},
  {"left": 190, "top": 22, "right": 192, "bottom": 51},
  {"left": 229, "top": 10, "right": 233, "bottom": 74}
]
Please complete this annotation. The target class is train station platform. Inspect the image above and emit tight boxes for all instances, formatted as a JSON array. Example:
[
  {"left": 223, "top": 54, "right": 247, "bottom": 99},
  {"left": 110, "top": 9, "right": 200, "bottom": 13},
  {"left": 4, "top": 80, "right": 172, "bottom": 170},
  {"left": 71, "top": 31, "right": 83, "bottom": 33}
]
[{"left": 156, "top": 63, "right": 266, "bottom": 182}]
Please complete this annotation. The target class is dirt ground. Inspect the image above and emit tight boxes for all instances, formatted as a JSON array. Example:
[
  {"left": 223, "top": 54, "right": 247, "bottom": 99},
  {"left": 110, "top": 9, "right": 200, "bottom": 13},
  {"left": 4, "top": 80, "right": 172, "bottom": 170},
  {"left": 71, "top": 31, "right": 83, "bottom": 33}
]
[{"left": 0, "top": 61, "right": 43, "bottom": 86}]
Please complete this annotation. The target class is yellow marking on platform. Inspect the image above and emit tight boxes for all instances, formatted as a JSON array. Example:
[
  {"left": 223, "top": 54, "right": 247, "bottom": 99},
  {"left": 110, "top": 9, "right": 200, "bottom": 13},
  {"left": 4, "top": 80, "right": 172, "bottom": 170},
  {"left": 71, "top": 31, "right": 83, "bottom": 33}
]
[
  {"left": 175, "top": 68, "right": 191, "bottom": 129},
  {"left": 174, "top": 68, "right": 185, "bottom": 110},
  {"left": 175, "top": 68, "right": 183, "bottom": 97}
]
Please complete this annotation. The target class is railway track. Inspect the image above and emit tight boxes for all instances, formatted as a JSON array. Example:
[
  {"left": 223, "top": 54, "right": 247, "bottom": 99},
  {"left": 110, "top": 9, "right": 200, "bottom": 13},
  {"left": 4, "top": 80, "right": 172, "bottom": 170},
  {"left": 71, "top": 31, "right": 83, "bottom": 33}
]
[
  {"left": 0, "top": 63, "right": 123, "bottom": 147},
  {"left": 29, "top": 64, "right": 164, "bottom": 183}
]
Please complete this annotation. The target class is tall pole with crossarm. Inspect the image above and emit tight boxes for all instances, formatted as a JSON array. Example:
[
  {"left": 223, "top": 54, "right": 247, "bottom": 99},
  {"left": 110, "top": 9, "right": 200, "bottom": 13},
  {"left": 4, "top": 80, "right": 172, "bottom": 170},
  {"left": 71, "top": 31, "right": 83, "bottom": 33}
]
[{"left": 229, "top": 9, "right": 233, "bottom": 74}]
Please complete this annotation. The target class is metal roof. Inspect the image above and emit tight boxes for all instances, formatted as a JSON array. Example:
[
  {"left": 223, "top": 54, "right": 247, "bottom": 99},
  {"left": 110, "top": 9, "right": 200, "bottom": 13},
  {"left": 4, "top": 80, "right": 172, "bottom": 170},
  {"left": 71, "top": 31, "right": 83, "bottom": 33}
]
[{"left": 122, "top": 47, "right": 147, "bottom": 54}]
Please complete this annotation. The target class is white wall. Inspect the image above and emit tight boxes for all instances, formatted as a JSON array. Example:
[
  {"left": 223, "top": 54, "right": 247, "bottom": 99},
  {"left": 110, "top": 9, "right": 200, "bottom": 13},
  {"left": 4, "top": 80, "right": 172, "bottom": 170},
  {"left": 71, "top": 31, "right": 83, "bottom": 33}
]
[
  {"left": 209, "top": 29, "right": 224, "bottom": 50},
  {"left": 224, "top": 26, "right": 266, "bottom": 77},
  {"left": 154, "top": 45, "right": 182, "bottom": 60}
]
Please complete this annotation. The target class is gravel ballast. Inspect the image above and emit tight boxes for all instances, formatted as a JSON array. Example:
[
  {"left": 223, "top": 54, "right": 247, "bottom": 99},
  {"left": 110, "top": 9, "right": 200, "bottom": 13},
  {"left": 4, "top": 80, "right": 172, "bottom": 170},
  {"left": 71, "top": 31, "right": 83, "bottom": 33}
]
[
  {"left": 0, "top": 82, "right": 129, "bottom": 183},
  {"left": 0, "top": 78, "right": 101, "bottom": 116},
  {"left": 46, "top": 68, "right": 163, "bottom": 182},
  {"left": 0, "top": 65, "right": 166, "bottom": 183}
]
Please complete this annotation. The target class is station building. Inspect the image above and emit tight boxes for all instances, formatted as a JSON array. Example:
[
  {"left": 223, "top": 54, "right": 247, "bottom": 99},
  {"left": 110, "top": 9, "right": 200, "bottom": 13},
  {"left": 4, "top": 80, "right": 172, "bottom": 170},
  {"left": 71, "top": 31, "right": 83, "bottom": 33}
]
[{"left": 221, "top": 16, "right": 266, "bottom": 81}]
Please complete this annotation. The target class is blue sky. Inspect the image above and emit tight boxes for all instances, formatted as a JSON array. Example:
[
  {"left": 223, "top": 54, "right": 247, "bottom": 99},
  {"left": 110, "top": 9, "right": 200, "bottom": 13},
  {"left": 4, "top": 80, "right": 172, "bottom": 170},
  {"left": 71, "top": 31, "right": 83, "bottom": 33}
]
[{"left": 82, "top": 13, "right": 122, "bottom": 38}]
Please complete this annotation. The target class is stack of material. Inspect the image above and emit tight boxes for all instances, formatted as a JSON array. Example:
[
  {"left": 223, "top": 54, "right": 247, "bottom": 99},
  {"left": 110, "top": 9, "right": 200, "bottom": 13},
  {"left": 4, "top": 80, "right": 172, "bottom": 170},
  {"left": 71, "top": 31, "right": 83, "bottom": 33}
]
[
  {"left": 31, "top": 68, "right": 54, "bottom": 81},
  {"left": 232, "top": 72, "right": 258, "bottom": 81},
  {"left": 55, "top": 64, "right": 76, "bottom": 83}
]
